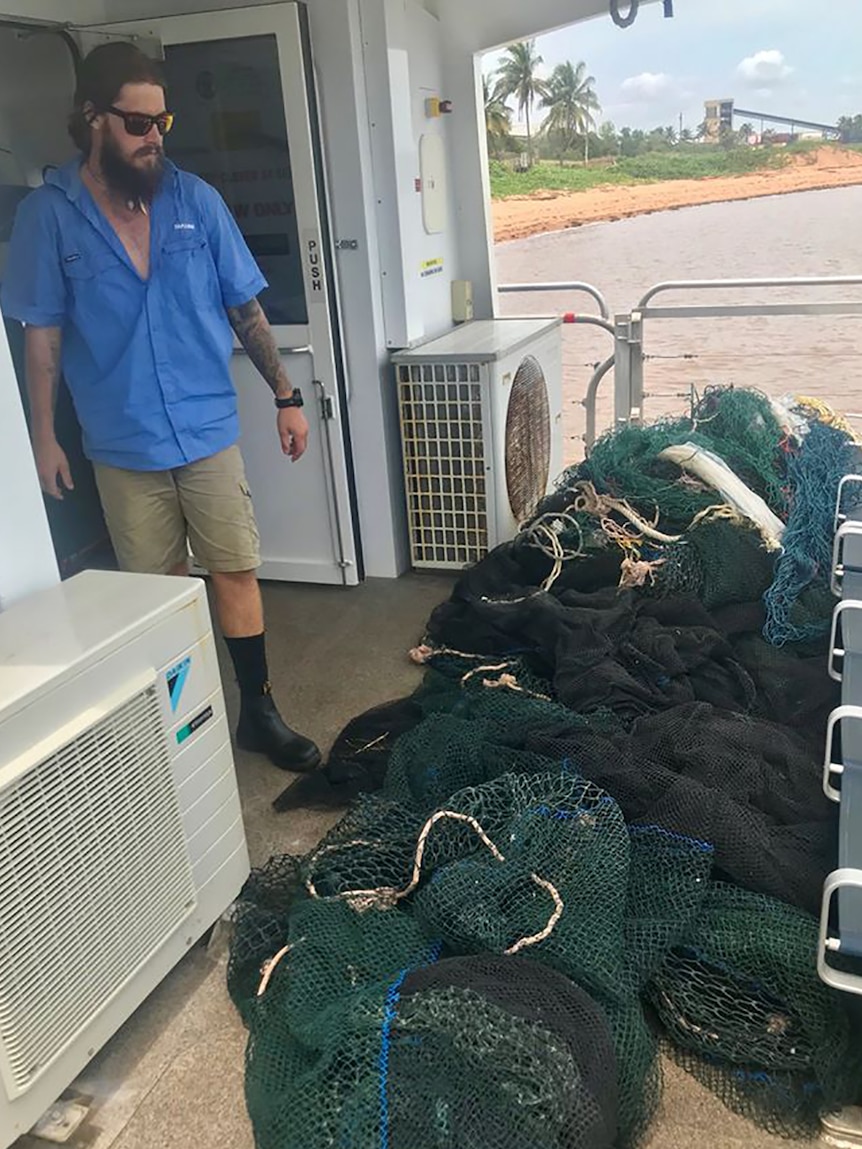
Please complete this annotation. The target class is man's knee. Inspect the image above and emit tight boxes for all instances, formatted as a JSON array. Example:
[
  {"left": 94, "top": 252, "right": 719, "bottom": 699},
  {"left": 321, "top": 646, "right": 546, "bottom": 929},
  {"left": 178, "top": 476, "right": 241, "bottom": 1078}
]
[{"left": 211, "top": 569, "right": 258, "bottom": 588}]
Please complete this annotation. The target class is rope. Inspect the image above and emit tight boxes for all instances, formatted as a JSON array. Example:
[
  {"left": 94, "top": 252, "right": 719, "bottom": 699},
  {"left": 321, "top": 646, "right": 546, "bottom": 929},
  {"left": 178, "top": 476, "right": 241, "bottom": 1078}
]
[
  {"left": 570, "top": 481, "right": 684, "bottom": 544},
  {"left": 522, "top": 513, "right": 585, "bottom": 593},
  {"left": 795, "top": 395, "right": 861, "bottom": 443},
  {"left": 304, "top": 810, "right": 565, "bottom": 955},
  {"left": 257, "top": 938, "right": 305, "bottom": 997},
  {"left": 409, "top": 644, "right": 493, "bottom": 665},
  {"left": 478, "top": 672, "right": 552, "bottom": 702}
]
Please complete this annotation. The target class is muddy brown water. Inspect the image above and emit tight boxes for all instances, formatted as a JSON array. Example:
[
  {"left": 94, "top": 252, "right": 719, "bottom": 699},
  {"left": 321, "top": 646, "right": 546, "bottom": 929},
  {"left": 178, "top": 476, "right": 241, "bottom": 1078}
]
[{"left": 496, "top": 185, "right": 862, "bottom": 464}]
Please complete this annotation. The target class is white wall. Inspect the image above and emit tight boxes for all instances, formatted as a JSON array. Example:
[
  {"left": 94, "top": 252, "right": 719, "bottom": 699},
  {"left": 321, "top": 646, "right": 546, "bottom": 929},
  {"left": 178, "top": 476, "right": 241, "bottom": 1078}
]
[
  {"left": 0, "top": 21, "right": 75, "bottom": 608},
  {"left": 0, "top": 27, "right": 77, "bottom": 183},
  {"left": 309, "top": 0, "right": 409, "bottom": 576},
  {"left": 0, "top": 328, "right": 59, "bottom": 610},
  {"left": 359, "top": 0, "right": 462, "bottom": 349}
]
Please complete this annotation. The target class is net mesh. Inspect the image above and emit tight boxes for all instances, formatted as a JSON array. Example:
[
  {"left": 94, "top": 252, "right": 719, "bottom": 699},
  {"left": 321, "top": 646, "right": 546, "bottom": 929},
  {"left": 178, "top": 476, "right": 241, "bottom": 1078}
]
[{"left": 231, "top": 389, "right": 862, "bottom": 1147}]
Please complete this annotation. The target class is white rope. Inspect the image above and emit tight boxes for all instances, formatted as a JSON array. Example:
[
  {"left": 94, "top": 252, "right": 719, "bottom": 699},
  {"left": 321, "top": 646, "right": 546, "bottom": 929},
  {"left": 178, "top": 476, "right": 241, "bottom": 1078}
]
[{"left": 304, "top": 810, "right": 565, "bottom": 953}]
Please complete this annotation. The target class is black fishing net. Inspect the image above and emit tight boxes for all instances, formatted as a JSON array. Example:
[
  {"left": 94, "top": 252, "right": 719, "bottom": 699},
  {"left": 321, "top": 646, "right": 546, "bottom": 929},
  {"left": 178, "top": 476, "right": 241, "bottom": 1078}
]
[
  {"left": 231, "top": 389, "right": 862, "bottom": 1147},
  {"left": 527, "top": 703, "right": 835, "bottom": 916}
]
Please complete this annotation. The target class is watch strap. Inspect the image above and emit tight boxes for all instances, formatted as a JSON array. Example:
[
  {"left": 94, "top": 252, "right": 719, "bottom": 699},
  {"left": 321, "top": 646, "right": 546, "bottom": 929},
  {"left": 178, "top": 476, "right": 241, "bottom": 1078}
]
[{"left": 275, "top": 388, "right": 304, "bottom": 409}]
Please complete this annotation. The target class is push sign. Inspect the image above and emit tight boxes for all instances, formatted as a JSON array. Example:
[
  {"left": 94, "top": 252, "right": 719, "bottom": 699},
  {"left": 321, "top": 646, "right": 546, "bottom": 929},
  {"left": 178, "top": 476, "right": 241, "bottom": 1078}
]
[{"left": 306, "top": 234, "right": 324, "bottom": 298}]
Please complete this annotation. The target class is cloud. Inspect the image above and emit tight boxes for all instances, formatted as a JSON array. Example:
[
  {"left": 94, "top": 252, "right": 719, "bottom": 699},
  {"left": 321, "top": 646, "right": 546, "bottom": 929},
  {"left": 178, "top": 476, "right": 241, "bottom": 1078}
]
[
  {"left": 737, "top": 50, "right": 794, "bottom": 88},
  {"left": 620, "top": 72, "right": 674, "bottom": 102}
]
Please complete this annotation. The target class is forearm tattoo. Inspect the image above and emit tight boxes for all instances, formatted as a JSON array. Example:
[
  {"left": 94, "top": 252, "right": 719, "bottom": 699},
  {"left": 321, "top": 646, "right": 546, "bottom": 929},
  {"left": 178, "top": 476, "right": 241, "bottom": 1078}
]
[{"left": 227, "top": 299, "right": 289, "bottom": 395}]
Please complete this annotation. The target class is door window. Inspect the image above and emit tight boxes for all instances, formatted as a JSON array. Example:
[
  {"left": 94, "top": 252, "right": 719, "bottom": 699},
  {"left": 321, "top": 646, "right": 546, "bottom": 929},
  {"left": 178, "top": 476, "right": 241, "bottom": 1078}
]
[{"left": 163, "top": 35, "right": 308, "bottom": 326}]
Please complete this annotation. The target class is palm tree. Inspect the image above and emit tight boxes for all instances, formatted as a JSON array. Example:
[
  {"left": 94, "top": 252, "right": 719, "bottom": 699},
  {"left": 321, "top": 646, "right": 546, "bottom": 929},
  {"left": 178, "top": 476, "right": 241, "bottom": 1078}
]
[
  {"left": 483, "top": 75, "right": 512, "bottom": 159},
  {"left": 738, "top": 122, "right": 755, "bottom": 145},
  {"left": 495, "top": 40, "right": 548, "bottom": 166},
  {"left": 540, "top": 60, "right": 600, "bottom": 164}
]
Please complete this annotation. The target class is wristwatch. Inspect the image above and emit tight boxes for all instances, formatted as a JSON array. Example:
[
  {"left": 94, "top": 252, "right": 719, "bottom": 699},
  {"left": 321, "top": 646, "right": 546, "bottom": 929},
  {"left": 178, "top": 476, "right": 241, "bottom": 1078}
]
[{"left": 275, "top": 388, "right": 304, "bottom": 409}]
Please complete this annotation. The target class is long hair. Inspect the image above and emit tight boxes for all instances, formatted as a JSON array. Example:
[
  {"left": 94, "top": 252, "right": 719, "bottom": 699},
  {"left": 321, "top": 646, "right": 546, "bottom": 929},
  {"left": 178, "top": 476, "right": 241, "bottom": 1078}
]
[{"left": 68, "top": 42, "right": 167, "bottom": 156}]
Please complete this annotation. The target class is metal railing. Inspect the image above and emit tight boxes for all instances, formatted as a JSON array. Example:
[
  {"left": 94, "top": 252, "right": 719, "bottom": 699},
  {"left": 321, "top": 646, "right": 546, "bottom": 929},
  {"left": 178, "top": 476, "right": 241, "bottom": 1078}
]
[
  {"left": 613, "top": 276, "right": 862, "bottom": 440},
  {"left": 498, "top": 280, "right": 610, "bottom": 320},
  {"left": 498, "top": 275, "right": 862, "bottom": 453},
  {"left": 497, "top": 280, "right": 615, "bottom": 453}
]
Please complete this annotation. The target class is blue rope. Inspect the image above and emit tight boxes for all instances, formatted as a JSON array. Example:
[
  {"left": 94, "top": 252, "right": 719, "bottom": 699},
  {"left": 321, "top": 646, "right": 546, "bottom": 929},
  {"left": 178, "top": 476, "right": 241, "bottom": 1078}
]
[
  {"left": 378, "top": 941, "right": 443, "bottom": 1149},
  {"left": 763, "top": 422, "right": 855, "bottom": 645}
]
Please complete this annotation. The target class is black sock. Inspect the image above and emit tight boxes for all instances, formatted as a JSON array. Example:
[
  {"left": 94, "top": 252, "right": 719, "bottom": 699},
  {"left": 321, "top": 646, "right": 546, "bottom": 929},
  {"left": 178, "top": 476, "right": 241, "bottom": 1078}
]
[{"left": 225, "top": 633, "right": 270, "bottom": 698}]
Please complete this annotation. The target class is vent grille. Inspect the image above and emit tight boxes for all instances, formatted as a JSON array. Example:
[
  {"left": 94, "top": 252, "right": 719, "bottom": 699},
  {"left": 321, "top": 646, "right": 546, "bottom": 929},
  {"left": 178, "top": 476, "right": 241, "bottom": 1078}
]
[
  {"left": 0, "top": 684, "right": 196, "bottom": 1097},
  {"left": 398, "top": 363, "right": 488, "bottom": 568},
  {"left": 505, "top": 355, "right": 552, "bottom": 525}
]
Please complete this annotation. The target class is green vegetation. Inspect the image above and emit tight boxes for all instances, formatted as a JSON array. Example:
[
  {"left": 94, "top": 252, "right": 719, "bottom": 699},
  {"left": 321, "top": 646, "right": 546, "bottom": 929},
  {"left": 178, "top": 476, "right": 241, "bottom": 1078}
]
[
  {"left": 489, "top": 147, "right": 788, "bottom": 200},
  {"left": 838, "top": 114, "right": 862, "bottom": 143},
  {"left": 493, "top": 40, "right": 548, "bottom": 166},
  {"left": 484, "top": 37, "right": 862, "bottom": 202}
]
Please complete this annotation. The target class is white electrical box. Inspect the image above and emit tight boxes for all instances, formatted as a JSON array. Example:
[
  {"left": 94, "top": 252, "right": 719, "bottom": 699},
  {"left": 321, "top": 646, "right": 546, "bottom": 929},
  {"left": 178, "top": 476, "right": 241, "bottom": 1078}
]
[{"left": 0, "top": 571, "right": 249, "bottom": 1148}]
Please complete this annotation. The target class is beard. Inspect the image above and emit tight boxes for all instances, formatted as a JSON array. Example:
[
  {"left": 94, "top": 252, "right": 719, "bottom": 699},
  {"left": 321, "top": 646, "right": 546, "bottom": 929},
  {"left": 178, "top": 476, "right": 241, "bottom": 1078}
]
[{"left": 100, "top": 134, "right": 165, "bottom": 201}]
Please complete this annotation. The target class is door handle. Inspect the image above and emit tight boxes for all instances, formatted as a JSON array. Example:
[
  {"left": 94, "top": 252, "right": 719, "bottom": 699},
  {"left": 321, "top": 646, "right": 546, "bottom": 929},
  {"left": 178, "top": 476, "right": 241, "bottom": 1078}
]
[{"left": 233, "top": 344, "right": 312, "bottom": 356}]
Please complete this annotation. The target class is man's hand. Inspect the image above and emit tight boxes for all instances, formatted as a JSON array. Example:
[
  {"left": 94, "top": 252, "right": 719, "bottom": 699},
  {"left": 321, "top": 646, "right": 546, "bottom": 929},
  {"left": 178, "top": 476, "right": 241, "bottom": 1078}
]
[
  {"left": 34, "top": 436, "right": 73, "bottom": 499},
  {"left": 277, "top": 407, "right": 309, "bottom": 461}
]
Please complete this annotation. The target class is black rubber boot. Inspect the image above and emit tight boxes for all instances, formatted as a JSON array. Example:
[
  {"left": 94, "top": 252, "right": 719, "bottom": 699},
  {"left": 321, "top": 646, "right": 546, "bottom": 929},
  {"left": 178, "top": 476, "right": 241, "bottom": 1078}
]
[{"left": 236, "top": 690, "right": 321, "bottom": 773}]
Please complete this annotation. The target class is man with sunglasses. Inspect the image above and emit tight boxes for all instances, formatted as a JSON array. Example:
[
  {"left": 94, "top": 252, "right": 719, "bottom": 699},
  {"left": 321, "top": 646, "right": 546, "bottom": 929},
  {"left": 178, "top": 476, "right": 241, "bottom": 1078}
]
[{"left": 1, "top": 42, "right": 322, "bottom": 775}]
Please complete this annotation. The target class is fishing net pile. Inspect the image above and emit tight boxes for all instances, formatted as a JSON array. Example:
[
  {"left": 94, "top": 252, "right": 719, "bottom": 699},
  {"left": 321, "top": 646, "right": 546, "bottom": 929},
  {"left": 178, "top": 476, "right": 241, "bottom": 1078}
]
[{"left": 229, "top": 388, "right": 862, "bottom": 1148}]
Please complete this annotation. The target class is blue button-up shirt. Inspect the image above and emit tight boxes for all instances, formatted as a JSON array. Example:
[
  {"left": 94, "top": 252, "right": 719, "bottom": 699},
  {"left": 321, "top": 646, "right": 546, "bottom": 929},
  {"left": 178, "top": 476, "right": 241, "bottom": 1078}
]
[{"left": 1, "top": 160, "right": 267, "bottom": 471}]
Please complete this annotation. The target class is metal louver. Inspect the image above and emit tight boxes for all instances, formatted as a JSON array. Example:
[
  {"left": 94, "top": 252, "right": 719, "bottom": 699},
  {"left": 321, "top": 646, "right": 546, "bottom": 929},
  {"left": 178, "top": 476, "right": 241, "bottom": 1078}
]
[{"left": 0, "top": 684, "right": 196, "bottom": 1099}]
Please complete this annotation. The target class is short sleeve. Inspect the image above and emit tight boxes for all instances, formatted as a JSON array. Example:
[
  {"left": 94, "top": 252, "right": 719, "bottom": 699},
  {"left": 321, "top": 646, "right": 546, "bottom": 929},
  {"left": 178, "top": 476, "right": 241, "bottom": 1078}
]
[
  {"left": 0, "top": 190, "right": 67, "bottom": 327},
  {"left": 197, "top": 182, "right": 268, "bottom": 308}
]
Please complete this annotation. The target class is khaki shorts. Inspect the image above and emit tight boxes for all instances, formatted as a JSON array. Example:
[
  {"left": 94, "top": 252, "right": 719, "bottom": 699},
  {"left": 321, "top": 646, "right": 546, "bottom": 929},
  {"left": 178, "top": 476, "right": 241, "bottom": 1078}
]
[{"left": 94, "top": 445, "right": 261, "bottom": 575}]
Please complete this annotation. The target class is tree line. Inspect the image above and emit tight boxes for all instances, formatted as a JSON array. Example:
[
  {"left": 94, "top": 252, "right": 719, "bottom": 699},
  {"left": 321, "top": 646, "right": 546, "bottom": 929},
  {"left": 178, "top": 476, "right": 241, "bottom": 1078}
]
[
  {"left": 486, "top": 40, "right": 861, "bottom": 167},
  {"left": 838, "top": 115, "right": 862, "bottom": 143}
]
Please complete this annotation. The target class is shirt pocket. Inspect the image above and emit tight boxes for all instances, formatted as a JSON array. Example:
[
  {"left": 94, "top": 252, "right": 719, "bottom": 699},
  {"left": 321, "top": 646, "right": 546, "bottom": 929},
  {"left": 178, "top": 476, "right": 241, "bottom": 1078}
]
[
  {"left": 161, "top": 237, "right": 221, "bottom": 309},
  {"left": 62, "top": 248, "right": 118, "bottom": 282},
  {"left": 61, "top": 248, "right": 128, "bottom": 319}
]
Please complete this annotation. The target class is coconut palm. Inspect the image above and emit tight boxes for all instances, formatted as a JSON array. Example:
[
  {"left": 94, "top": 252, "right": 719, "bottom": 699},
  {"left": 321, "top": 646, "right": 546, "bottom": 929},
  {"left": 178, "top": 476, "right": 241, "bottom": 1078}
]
[
  {"left": 495, "top": 40, "right": 548, "bottom": 166},
  {"left": 540, "top": 60, "right": 601, "bottom": 164},
  {"left": 483, "top": 75, "right": 512, "bottom": 159}
]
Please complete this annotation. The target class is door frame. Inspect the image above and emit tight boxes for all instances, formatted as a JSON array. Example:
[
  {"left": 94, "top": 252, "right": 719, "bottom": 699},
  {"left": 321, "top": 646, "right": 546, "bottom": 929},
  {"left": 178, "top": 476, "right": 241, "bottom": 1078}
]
[{"left": 89, "top": 3, "right": 363, "bottom": 586}]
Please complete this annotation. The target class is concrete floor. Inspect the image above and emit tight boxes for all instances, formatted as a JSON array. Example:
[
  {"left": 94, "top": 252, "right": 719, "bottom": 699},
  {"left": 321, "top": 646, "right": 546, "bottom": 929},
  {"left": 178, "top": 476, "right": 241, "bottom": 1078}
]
[{"left": 14, "top": 574, "right": 819, "bottom": 1149}]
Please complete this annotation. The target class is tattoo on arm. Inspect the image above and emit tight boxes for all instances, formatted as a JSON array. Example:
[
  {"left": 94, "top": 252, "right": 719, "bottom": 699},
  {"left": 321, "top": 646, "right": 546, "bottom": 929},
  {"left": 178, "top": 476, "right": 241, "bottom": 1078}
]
[
  {"left": 227, "top": 299, "right": 289, "bottom": 396},
  {"left": 24, "top": 325, "right": 63, "bottom": 442}
]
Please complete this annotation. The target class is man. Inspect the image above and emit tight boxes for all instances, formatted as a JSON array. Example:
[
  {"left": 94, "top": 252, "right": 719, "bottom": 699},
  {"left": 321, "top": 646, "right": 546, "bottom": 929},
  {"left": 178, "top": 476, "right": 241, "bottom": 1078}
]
[{"left": 1, "top": 42, "right": 321, "bottom": 773}]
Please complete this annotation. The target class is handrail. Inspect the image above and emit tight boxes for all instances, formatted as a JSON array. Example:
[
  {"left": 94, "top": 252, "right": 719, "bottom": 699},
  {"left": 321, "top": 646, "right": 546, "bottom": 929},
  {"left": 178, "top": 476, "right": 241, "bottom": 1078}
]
[
  {"left": 499, "top": 280, "right": 610, "bottom": 320},
  {"left": 637, "top": 276, "right": 862, "bottom": 311},
  {"left": 583, "top": 355, "right": 615, "bottom": 452},
  {"left": 564, "top": 315, "right": 616, "bottom": 337}
]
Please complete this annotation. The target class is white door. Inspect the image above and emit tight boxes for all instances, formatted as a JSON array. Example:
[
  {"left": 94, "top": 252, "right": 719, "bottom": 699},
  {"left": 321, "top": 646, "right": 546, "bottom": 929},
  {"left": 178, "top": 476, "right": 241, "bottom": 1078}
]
[{"left": 88, "top": 4, "right": 360, "bottom": 586}]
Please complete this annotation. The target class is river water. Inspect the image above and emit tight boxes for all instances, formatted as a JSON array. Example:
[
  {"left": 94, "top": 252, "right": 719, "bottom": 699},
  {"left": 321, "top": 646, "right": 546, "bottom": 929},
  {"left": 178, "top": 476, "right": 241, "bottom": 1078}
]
[{"left": 496, "top": 186, "right": 862, "bottom": 463}]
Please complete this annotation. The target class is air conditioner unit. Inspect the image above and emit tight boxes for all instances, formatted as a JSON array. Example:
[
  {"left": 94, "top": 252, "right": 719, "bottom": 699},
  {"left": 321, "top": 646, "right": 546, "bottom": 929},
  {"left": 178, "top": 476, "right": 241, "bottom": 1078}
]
[
  {"left": 0, "top": 570, "right": 249, "bottom": 1148},
  {"left": 393, "top": 318, "right": 563, "bottom": 569}
]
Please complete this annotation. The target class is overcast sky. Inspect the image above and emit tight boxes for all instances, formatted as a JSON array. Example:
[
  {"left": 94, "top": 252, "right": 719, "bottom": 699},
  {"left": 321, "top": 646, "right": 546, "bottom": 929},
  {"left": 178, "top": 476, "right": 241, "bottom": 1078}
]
[{"left": 484, "top": 0, "right": 862, "bottom": 134}]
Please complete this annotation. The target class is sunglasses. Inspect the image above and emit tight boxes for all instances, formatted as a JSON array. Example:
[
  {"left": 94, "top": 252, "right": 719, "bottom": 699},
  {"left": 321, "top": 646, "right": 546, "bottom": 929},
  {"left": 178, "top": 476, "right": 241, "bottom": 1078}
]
[{"left": 106, "top": 106, "right": 175, "bottom": 137}]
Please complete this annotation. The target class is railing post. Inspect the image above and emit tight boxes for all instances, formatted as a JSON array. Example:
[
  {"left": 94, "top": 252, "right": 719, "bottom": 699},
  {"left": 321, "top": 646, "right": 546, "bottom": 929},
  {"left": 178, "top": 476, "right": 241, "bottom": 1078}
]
[{"left": 613, "top": 312, "right": 644, "bottom": 429}]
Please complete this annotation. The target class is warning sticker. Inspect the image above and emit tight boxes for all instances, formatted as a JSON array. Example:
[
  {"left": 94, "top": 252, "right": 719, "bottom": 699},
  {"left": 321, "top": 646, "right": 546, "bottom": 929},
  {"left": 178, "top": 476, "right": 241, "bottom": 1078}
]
[{"left": 420, "top": 257, "right": 444, "bottom": 279}]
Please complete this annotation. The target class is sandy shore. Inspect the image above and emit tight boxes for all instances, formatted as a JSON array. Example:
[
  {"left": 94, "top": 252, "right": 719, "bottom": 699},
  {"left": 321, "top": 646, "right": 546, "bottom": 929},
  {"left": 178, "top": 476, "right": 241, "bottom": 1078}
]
[{"left": 493, "top": 147, "right": 862, "bottom": 243}]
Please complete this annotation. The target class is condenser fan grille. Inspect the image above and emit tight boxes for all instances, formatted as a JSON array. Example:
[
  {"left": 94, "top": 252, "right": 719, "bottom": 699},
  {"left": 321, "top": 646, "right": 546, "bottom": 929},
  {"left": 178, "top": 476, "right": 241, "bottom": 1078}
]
[
  {"left": 504, "top": 354, "right": 551, "bottom": 525},
  {"left": 398, "top": 363, "right": 488, "bottom": 568}
]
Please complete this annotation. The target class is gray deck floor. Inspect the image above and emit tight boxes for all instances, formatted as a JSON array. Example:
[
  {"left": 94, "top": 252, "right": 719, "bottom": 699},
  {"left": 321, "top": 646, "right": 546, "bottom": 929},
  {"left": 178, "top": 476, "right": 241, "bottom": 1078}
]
[{"left": 14, "top": 575, "right": 818, "bottom": 1149}]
